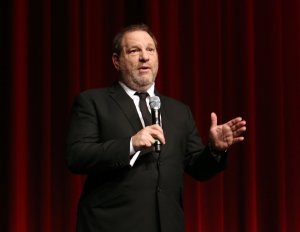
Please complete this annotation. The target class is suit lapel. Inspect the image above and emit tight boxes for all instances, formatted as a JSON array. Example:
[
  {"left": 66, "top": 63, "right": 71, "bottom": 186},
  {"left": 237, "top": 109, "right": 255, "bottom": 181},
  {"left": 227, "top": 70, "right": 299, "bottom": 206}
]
[
  {"left": 109, "top": 84, "right": 170, "bottom": 156},
  {"left": 109, "top": 83, "right": 143, "bottom": 132}
]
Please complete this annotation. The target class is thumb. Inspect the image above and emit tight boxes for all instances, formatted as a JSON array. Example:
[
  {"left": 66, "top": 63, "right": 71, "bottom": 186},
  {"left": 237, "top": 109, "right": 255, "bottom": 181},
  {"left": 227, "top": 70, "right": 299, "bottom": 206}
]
[{"left": 210, "top": 112, "right": 218, "bottom": 128}]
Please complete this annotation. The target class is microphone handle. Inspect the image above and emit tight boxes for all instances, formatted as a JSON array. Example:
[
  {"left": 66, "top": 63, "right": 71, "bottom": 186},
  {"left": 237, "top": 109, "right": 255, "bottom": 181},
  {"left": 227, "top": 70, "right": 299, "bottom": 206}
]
[{"left": 151, "top": 108, "right": 161, "bottom": 153}]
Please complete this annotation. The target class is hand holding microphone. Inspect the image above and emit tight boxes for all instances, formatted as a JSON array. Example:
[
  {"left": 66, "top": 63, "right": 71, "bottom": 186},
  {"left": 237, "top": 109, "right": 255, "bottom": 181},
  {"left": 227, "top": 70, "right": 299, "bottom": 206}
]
[
  {"left": 149, "top": 96, "right": 162, "bottom": 152},
  {"left": 132, "top": 96, "right": 165, "bottom": 153}
]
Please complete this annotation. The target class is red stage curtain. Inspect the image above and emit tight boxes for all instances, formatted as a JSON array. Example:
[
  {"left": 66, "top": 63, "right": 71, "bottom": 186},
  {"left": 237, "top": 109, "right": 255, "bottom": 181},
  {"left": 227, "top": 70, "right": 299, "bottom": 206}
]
[{"left": 1, "top": 0, "right": 300, "bottom": 231}]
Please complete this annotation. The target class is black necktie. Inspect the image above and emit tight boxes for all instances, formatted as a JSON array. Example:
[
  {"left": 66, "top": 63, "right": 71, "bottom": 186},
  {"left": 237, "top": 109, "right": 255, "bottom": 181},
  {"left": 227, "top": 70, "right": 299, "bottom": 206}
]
[{"left": 135, "top": 92, "right": 152, "bottom": 126}]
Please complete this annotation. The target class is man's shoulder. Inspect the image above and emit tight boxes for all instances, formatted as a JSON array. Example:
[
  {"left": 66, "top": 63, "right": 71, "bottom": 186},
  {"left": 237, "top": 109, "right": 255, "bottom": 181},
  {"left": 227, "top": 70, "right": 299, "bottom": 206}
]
[
  {"left": 159, "top": 95, "right": 188, "bottom": 108},
  {"left": 80, "top": 87, "right": 110, "bottom": 97},
  {"left": 71, "top": 87, "right": 113, "bottom": 107},
  {"left": 159, "top": 95, "right": 193, "bottom": 120},
  {"left": 78, "top": 84, "right": 119, "bottom": 99}
]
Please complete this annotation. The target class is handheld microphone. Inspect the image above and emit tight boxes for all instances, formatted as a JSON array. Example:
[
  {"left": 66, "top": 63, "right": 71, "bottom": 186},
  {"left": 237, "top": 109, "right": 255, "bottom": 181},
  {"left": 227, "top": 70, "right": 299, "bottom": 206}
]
[{"left": 149, "top": 96, "right": 162, "bottom": 153}]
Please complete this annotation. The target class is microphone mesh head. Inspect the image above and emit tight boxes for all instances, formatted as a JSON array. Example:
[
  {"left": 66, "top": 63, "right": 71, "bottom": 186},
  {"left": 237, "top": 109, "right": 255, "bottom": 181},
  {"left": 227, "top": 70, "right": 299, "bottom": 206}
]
[{"left": 149, "top": 96, "right": 161, "bottom": 109}]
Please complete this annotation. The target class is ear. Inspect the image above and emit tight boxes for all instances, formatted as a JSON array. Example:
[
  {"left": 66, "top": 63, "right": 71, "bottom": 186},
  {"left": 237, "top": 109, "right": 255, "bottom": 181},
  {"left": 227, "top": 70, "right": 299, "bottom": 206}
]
[{"left": 112, "top": 53, "right": 120, "bottom": 70}]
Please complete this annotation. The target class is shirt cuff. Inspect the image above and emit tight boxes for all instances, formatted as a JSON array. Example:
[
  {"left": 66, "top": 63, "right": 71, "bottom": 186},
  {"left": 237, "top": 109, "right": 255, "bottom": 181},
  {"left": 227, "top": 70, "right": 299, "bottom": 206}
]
[
  {"left": 129, "top": 137, "right": 136, "bottom": 155},
  {"left": 129, "top": 137, "right": 140, "bottom": 166},
  {"left": 208, "top": 143, "right": 227, "bottom": 163}
]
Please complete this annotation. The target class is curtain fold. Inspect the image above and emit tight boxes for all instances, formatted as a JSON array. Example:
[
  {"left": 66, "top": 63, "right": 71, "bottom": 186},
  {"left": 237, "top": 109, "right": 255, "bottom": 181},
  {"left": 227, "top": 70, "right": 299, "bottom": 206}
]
[{"left": 1, "top": 0, "right": 300, "bottom": 231}]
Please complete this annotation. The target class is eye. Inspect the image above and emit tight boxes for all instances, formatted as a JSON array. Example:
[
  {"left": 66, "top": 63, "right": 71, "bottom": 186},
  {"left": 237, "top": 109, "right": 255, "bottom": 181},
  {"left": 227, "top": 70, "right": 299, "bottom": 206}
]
[
  {"left": 128, "top": 48, "right": 139, "bottom": 54},
  {"left": 147, "top": 47, "right": 155, "bottom": 52}
]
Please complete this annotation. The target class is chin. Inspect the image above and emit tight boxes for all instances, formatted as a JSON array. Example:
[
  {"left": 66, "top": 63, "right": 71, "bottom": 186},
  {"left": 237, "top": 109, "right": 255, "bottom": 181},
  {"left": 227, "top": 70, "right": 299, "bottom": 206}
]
[
  {"left": 133, "top": 82, "right": 153, "bottom": 92},
  {"left": 134, "top": 76, "right": 154, "bottom": 86}
]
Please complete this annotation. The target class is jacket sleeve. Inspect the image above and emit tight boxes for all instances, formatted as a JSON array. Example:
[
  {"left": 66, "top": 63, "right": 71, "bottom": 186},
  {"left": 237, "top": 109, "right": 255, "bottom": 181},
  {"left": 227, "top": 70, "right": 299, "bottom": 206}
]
[
  {"left": 66, "top": 93, "right": 131, "bottom": 174},
  {"left": 183, "top": 106, "right": 227, "bottom": 181}
]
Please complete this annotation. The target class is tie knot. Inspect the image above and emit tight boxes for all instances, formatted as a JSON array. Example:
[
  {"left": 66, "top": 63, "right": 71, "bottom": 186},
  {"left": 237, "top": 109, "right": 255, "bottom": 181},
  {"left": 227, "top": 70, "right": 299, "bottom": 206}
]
[{"left": 135, "top": 92, "right": 149, "bottom": 100}]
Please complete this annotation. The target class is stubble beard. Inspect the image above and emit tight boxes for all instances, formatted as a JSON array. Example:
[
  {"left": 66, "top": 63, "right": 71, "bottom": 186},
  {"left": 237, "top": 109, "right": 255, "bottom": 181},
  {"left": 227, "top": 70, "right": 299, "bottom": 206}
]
[{"left": 122, "top": 71, "right": 157, "bottom": 92}]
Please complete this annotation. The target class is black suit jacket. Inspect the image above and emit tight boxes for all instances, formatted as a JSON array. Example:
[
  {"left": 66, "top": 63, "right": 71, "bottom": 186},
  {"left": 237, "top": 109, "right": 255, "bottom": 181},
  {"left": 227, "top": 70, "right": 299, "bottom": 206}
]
[{"left": 66, "top": 83, "right": 227, "bottom": 232}]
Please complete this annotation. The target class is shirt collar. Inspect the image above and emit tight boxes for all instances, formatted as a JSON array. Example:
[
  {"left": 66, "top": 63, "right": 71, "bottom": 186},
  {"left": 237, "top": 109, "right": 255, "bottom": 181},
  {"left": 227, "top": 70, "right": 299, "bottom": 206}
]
[{"left": 119, "top": 81, "right": 155, "bottom": 98}]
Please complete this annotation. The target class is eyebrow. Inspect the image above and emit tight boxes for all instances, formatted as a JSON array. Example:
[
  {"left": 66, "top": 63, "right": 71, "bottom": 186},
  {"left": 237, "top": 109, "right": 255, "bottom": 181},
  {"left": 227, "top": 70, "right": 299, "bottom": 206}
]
[{"left": 126, "top": 44, "right": 156, "bottom": 49}]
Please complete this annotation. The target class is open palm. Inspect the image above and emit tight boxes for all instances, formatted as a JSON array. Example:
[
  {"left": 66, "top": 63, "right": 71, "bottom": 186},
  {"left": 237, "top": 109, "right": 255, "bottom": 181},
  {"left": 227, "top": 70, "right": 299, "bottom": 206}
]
[{"left": 209, "top": 112, "right": 247, "bottom": 151}]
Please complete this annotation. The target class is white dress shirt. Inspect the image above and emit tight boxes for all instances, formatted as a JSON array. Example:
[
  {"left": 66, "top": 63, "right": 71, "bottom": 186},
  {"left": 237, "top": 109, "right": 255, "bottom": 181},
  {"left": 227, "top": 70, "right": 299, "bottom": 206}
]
[{"left": 118, "top": 81, "right": 155, "bottom": 166}]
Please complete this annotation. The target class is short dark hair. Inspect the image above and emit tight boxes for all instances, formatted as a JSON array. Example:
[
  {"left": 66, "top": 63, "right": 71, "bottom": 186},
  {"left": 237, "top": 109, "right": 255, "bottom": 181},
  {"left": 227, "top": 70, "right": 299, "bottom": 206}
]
[{"left": 112, "top": 24, "right": 158, "bottom": 55}]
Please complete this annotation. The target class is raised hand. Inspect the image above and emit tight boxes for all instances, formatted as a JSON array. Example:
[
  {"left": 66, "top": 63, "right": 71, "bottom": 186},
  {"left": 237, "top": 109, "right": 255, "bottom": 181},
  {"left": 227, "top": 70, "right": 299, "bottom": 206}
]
[{"left": 209, "top": 112, "right": 246, "bottom": 151}]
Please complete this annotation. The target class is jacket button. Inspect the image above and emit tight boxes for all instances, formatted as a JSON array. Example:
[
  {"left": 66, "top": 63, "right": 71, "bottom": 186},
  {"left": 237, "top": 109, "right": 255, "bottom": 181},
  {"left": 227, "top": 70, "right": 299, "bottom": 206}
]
[{"left": 157, "top": 186, "right": 161, "bottom": 192}]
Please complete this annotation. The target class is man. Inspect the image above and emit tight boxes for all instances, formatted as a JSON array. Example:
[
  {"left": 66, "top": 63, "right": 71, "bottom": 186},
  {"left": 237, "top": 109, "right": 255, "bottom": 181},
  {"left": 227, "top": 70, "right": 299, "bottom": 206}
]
[{"left": 66, "top": 24, "right": 246, "bottom": 232}]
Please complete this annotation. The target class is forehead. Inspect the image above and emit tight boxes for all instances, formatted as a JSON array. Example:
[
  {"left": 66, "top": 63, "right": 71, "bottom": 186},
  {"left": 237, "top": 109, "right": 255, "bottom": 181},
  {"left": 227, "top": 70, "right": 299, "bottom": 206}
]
[{"left": 121, "top": 30, "right": 156, "bottom": 47}]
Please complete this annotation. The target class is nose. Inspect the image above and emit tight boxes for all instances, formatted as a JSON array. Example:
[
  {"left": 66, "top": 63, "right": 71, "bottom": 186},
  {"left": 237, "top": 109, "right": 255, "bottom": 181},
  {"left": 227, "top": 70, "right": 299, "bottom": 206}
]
[{"left": 139, "top": 49, "right": 150, "bottom": 62}]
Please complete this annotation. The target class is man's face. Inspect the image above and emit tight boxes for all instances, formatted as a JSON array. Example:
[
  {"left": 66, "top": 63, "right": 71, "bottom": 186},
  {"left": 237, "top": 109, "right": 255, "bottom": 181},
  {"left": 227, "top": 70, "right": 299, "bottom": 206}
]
[{"left": 113, "top": 30, "right": 159, "bottom": 92}]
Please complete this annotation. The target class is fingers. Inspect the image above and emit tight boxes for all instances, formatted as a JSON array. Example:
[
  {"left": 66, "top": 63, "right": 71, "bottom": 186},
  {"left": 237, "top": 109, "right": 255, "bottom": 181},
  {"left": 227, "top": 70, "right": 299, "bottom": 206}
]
[
  {"left": 226, "top": 117, "right": 247, "bottom": 135},
  {"left": 132, "top": 125, "right": 165, "bottom": 151},
  {"left": 227, "top": 117, "right": 246, "bottom": 128},
  {"left": 210, "top": 112, "right": 218, "bottom": 128},
  {"left": 232, "top": 124, "right": 247, "bottom": 137},
  {"left": 149, "top": 125, "right": 166, "bottom": 144},
  {"left": 232, "top": 136, "right": 245, "bottom": 144},
  {"left": 224, "top": 119, "right": 246, "bottom": 141}
]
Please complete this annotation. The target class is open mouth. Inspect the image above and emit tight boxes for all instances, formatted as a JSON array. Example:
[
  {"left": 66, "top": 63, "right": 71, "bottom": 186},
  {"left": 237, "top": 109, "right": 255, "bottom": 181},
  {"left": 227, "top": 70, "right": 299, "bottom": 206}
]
[
  {"left": 139, "top": 66, "right": 150, "bottom": 70},
  {"left": 138, "top": 67, "right": 151, "bottom": 73}
]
